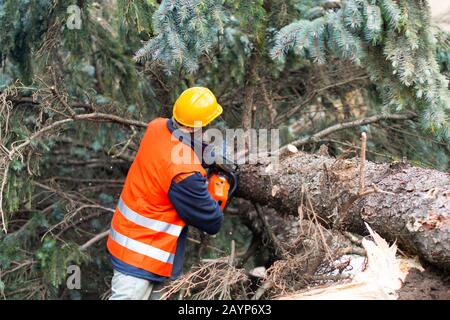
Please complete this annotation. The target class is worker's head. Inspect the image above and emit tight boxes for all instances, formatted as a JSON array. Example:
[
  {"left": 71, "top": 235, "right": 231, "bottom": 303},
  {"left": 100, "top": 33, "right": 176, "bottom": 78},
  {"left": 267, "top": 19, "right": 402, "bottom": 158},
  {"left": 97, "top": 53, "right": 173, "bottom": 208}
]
[{"left": 172, "top": 87, "right": 222, "bottom": 132}]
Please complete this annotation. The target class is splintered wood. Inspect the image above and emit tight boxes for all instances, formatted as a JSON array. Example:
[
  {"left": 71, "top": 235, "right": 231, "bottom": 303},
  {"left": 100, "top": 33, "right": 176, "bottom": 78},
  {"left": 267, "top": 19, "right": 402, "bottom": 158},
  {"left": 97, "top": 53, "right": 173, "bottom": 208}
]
[{"left": 277, "top": 223, "right": 421, "bottom": 300}]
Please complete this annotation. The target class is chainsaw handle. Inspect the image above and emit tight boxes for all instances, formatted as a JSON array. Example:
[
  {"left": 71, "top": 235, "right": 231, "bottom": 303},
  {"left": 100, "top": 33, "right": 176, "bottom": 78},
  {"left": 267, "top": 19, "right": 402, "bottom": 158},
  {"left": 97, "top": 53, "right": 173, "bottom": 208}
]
[
  {"left": 207, "top": 167, "right": 238, "bottom": 198},
  {"left": 206, "top": 167, "right": 238, "bottom": 210}
]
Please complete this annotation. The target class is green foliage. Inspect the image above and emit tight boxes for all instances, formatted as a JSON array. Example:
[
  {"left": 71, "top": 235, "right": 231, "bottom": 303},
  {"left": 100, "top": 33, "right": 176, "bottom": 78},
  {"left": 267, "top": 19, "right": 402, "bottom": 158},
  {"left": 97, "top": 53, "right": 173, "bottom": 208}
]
[
  {"left": 5, "top": 174, "right": 33, "bottom": 214},
  {"left": 36, "top": 237, "right": 89, "bottom": 288},
  {"left": 117, "top": 0, "right": 156, "bottom": 36},
  {"left": 436, "top": 30, "right": 450, "bottom": 77},
  {"left": 0, "top": 213, "right": 48, "bottom": 276},
  {"left": 271, "top": 0, "right": 450, "bottom": 140},
  {"left": 0, "top": 0, "right": 53, "bottom": 84},
  {"left": 230, "top": 0, "right": 266, "bottom": 41},
  {"left": 1, "top": 228, "right": 89, "bottom": 298},
  {"left": 134, "top": 0, "right": 228, "bottom": 73}
]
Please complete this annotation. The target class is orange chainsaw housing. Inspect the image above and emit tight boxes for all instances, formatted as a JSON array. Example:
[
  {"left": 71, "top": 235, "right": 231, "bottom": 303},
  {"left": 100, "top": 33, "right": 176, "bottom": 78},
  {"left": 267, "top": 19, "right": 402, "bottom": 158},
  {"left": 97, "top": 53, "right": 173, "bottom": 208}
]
[{"left": 208, "top": 173, "right": 231, "bottom": 210}]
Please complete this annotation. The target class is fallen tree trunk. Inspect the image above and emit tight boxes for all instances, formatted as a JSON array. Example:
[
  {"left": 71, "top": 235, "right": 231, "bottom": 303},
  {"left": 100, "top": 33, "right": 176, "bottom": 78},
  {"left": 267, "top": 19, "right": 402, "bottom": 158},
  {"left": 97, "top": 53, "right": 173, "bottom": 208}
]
[{"left": 237, "top": 151, "right": 450, "bottom": 269}]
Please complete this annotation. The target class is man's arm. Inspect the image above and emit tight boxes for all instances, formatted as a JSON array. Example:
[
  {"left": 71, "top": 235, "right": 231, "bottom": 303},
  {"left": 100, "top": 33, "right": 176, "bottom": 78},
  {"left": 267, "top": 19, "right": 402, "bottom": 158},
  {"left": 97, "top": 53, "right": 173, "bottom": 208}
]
[{"left": 168, "top": 172, "right": 224, "bottom": 235}]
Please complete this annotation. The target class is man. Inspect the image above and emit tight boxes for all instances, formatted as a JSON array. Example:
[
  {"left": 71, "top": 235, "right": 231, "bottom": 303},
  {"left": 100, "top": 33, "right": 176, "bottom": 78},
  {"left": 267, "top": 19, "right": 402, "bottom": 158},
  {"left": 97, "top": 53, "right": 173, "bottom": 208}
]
[{"left": 107, "top": 87, "right": 225, "bottom": 300}]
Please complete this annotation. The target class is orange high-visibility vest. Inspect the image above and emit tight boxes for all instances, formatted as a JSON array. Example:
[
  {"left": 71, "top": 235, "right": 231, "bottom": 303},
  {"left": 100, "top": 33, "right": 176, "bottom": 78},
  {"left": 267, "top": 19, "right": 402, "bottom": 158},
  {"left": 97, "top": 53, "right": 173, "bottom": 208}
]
[{"left": 107, "top": 118, "right": 206, "bottom": 277}]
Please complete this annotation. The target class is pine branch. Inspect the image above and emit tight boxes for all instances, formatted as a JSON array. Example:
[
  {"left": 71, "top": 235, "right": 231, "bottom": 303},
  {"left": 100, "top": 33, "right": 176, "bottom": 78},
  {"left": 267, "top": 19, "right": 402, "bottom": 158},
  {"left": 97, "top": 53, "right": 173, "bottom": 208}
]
[{"left": 279, "top": 112, "right": 416, "bottom": 155}]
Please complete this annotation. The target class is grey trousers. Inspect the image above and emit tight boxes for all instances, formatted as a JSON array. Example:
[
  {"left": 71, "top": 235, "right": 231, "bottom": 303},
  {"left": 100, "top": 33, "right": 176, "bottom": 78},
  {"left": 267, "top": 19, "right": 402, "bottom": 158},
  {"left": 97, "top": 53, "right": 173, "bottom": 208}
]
[{"left": 109, "top": 270, "right": 169, "bottom": 300}]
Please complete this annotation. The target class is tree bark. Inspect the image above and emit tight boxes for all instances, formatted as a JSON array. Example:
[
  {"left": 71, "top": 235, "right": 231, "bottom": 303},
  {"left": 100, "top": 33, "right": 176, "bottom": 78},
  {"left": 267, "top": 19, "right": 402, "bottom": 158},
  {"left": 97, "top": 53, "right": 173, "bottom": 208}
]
[
  {"left": 237, "top": 151, "right": 450, "bottom": 269},
  {"left": 241, "top": 51, "right": 259, "bottom": 130}
]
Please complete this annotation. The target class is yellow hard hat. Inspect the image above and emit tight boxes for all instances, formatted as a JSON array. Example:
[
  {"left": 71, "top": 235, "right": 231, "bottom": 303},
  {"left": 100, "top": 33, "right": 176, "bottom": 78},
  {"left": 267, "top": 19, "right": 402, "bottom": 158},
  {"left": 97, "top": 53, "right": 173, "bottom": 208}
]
[{"left": 173, "top": 87, "right": 223, "bottom": 128}]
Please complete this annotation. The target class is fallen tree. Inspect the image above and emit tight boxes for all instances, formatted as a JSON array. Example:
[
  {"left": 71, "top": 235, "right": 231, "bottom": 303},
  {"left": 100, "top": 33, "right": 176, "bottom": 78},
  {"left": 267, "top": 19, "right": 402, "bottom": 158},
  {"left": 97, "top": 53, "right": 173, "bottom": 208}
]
[
  {"left": 237, "top": 149, "right": 450, "bottom": 270},
  {"left": 2, "top": 88, "right": 448, "bottom": 299},
  {"left": 278, "top": 223, "right": 412, "bottom": 300}
]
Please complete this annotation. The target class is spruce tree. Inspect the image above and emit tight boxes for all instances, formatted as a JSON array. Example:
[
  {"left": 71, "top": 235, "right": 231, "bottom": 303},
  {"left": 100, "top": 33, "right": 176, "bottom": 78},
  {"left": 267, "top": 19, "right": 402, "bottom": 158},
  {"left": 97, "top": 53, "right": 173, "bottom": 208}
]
[
  {"left": 134, "top": 0, "right": 227, "bottom": 74},
  {"left": 270, "top": 0, "right": 449, "bottom": 139}
]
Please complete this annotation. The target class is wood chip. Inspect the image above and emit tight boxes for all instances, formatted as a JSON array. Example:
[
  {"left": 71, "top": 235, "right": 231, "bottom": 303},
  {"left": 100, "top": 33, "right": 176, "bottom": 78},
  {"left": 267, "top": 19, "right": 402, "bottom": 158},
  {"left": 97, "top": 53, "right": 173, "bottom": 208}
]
[
  {"left": 249, "top": 266, "right": 267, "bottom": 278},
  {"left": 286, "top": 144, "right": 298, "bottom": 153},
  {"left": 272, "top": 185, "right": 280, "bottom": 197}
]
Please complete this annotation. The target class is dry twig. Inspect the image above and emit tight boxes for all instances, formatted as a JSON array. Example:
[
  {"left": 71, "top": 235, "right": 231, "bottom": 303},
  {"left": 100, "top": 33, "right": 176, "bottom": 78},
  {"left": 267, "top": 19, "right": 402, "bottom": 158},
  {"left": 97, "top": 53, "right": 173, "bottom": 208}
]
[
  {"left": 278, "top": 113, "right": 415, "bottom": 156},
  {"left": 160, "top": 259, "right": 249, "bottom": 300}
]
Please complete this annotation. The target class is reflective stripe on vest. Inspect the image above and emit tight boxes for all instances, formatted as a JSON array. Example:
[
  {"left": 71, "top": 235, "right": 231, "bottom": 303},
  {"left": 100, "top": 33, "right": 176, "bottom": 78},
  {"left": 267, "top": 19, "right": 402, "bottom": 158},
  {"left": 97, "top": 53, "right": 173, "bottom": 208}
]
[
  {"left": 109, "top": 226, "right": 175, "bottom": 264},
  {"left": 117, "top": 198, "right": 183, "bottom": 237}
]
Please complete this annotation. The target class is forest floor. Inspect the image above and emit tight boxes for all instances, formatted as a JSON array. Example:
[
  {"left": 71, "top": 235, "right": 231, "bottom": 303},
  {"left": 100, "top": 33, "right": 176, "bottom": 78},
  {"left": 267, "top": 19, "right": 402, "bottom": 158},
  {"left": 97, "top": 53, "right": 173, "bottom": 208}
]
[{"left": 398, "top": 267, "right": 450, "bottom": 300}]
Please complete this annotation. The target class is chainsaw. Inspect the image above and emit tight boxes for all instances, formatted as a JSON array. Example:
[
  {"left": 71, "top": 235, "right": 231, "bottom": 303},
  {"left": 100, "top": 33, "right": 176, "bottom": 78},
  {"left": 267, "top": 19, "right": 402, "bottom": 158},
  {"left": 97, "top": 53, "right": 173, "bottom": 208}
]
[{"left": 207, "top": 161, "right": 238, "bottom": 210}]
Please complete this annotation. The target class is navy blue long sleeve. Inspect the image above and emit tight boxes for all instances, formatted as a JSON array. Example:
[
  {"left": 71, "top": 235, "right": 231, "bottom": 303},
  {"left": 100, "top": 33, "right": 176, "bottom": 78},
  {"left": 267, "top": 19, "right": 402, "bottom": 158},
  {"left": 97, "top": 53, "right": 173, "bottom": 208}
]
[{"left": 168, "top": 172, "right": 224, "bottom": 235}]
